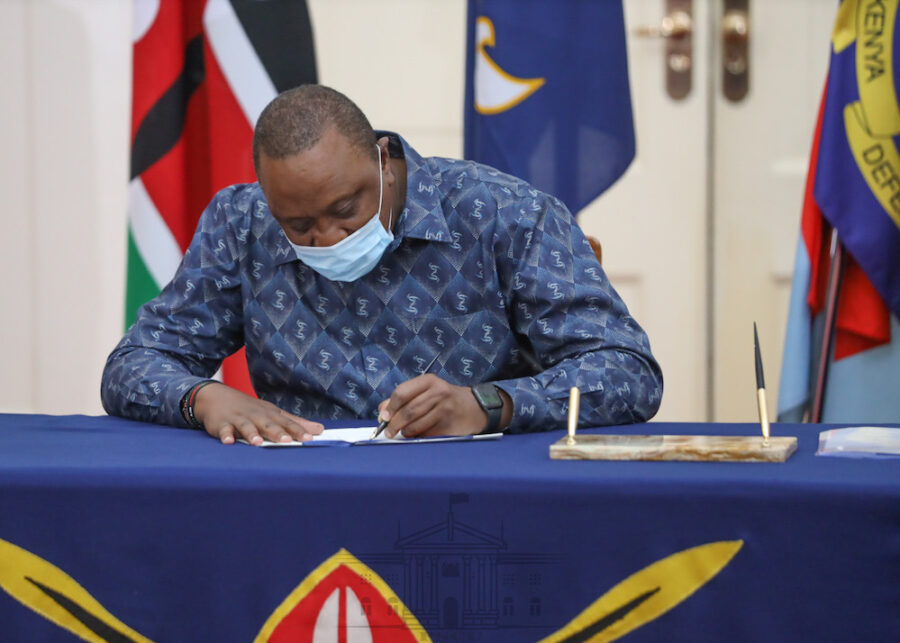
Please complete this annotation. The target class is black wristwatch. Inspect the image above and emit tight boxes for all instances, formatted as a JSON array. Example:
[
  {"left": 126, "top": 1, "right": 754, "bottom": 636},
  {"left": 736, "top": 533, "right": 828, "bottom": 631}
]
[{"left": 471, "top": 383, "right": 504, "bottom": 434}]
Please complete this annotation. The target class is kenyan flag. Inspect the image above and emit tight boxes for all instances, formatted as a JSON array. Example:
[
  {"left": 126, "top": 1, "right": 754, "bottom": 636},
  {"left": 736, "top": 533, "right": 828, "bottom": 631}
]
[{"left": 127, "top": 0, "right": 316, "bottom": 394}]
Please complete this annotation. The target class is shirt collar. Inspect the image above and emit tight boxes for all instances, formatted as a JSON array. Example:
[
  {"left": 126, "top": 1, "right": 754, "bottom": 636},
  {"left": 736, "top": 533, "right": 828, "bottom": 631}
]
[{"left": 386, "top": 131, "right": 452, "bottom": 246}]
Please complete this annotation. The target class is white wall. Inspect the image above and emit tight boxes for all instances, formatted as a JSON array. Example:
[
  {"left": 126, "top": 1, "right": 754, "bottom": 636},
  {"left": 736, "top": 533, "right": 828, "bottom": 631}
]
[
  {"left": 0, "top": 0, "right": 131, "bottom": 414},
  {"left": 310, "top": 0, "right": 467, "bottom": 159},
  {"left": 0, "top": 0, "right": 469, "bottom": 415}
]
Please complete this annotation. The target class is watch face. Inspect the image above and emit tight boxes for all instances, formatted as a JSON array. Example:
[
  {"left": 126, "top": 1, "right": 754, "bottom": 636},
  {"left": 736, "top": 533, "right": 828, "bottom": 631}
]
[{"left": 474, "top": 384, "right": 503, "bottom": 409}]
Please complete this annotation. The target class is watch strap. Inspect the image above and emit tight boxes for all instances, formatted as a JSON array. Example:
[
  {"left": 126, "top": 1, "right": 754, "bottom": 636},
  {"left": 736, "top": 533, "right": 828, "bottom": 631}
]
[{"left": 471, "top": 383, "right": 503, "bottom": 434}]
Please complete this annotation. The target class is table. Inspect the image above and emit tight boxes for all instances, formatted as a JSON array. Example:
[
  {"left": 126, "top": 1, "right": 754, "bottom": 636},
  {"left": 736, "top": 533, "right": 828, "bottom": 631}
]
[{"left": 0, "top": 414, "right": 897, "bottom": 642}]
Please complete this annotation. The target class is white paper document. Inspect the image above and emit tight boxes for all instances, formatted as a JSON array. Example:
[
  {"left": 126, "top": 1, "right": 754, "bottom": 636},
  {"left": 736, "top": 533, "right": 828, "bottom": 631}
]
[
  {"left": 816, "top": 426, "right": 900, "bottom": 457},
  {"left": 240, "top": 426, "right": 502, "bottom": 447}
]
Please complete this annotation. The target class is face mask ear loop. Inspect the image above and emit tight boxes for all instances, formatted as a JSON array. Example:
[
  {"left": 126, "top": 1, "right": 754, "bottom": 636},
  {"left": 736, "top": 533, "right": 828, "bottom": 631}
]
[{"left": 375, "top": 143, "right": 389, "bottom": 231}]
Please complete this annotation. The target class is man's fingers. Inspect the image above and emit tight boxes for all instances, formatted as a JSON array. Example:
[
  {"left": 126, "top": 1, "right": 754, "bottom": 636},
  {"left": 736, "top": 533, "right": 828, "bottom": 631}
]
[
  {"left": 281, "top": 420, "right": 309, "bottom": 442},
  {"left": 219, "top": 424, "right": 236, "bottom": 445},
  {"left": 235, "top": 419, "right": 264, "bottom": 446},
  {"left": 296, "top": 417, "right": 325, "bottom": 436},
  {"left": 282, "top": 419, "right": 315, "bottom": 442},
  {"left": 397, "top": 405, "right": 443, "bottom": 438},
  {"left": 385, "top": 375, "right": 435, "bottom": 416},
  {"left": 259, "top": 421, "right": 293, "bottom": 444},
  {"left": 278, "top": 411, "right": 322, "bottom": 441},
  {"left": 385, "top": 386, "right": 441, "bottom": 438}
]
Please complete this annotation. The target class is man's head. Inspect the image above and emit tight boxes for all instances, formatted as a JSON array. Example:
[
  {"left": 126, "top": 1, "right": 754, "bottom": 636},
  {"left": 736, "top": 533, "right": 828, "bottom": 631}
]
[
  {"left": 252, "top": 85, "right": 374, "bottom": 174},
  {"left": 253, "top": 85, "right": 403, "bottom": 251}
]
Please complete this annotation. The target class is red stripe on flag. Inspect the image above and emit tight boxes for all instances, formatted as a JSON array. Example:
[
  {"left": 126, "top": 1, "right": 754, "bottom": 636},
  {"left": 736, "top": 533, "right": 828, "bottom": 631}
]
[
  {"left": 200, "top": 27, "right": 259, "bottom": 396},
  {"left": 222, "top": 348, "right": 256, "bottom": 396},
  {"left": 803, "top": 81, "right": 830, "bottom": 315},
  {"left": 338, "top": 587, "right": 348, "bottom": 643},
  {"left": 833, "top": 260, "right": 892, "bottom": 358},
  {"left": 138, "top": 119, "right": 204, "bottom": 252},
  {"left": 132, "top": 0, "right": 185, "bottom": 144},
  {"left": 131, "top": 0, "right": 206, "bottom": 146},
  {"left": 803, "top": 80, "right": 891, "bottom": 360}
]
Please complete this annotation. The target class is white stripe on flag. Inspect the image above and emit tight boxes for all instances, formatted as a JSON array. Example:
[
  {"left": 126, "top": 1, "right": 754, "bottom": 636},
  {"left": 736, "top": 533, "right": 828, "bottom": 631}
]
[
  {"left": 202, "top": 0, "right": 278, "bottom": 126},
  {"left": 128, "top": 178, "right": 183, "bottom": 288},
  {"left": 132, "top": 0, "right": 160, "bottom": 43}
]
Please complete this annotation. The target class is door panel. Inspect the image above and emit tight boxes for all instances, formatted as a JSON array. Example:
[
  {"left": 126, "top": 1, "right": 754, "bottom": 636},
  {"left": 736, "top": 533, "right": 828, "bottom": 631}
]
[
  {"left": 713, "top": 0, "right": 833, "bottom": 421},
  {"left": 583, "top": 0, "right": 833, "bottom": 422},
  {"left": 580, "top": 0, "right": 712, "bottom": 421}
]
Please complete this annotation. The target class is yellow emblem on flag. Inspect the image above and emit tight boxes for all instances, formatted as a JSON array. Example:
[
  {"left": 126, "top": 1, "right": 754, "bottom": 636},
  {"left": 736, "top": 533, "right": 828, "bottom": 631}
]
[
  {"left": 537, "top": 540, "right": 744, "bottom": 643},
  {"left": 0, "top": 538, "right": 154, "bottom": 643}
]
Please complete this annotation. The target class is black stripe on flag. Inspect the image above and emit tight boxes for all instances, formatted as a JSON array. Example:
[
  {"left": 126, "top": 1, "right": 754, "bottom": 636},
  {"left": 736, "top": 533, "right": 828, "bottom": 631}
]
[
  {"left": 228, "top": 0, "right": 317, "bottom": 93},
  {"left": 25, "top": 576, "right": 138, "bottom": 643},
  {"left": 558, "top": 587, "right": 661, "bottom": 643},
  {"left": 130, "top": 35, "right": 206, "bottom": 180}
]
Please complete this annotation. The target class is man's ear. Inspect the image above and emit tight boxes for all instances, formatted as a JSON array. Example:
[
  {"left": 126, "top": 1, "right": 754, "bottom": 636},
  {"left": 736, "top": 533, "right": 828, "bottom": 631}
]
[
  {"left": 376, "top": 136, "right": 391, "bottom": 161},
  {"left": 377, "top": 137, "right": 395, "bottom": 185}
]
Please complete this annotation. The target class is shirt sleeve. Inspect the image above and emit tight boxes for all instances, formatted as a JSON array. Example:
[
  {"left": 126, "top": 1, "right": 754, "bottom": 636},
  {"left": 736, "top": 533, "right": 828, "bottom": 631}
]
[
  {"left": 100, "top": 189, "right": 247, "bottom": 427},
  {"left": 492, "top": 192, "right": 663, "bottom": 433}
]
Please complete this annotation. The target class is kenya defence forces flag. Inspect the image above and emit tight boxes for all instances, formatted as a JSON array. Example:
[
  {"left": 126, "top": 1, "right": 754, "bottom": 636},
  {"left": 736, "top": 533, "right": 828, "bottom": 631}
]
[
  {"left": 778, "top": 0, "right": 900, "bottom": 422},
  {"left": 128, "top": 0, "right": 317, "bottom": 395}
]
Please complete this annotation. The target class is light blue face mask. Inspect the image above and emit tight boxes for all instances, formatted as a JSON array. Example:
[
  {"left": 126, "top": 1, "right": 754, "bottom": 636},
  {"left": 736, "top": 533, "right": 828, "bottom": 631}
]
[{"left": 290, "top": 145, "right": 393, "bottom": 282}]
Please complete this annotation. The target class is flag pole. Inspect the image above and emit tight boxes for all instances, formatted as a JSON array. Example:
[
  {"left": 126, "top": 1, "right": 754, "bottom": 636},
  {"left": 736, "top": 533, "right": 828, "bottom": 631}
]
[{"left": 809, "top": 228, "right": 845, "bottom": 423}]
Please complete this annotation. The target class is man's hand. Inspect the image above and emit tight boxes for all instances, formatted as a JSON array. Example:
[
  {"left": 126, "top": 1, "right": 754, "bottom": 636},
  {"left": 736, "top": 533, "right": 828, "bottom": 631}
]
[
  {"left": 377, "top": 375, "right": 511, "bottom": 438},
  {"left": 192, "top": 383, "right": 324, "bottom": 445}
]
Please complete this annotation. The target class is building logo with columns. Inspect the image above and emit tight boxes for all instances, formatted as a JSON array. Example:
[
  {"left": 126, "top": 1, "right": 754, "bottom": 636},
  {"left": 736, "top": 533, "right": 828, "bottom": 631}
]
[{"left": 361, "top": 494, "right": 560, "bottom": 634}]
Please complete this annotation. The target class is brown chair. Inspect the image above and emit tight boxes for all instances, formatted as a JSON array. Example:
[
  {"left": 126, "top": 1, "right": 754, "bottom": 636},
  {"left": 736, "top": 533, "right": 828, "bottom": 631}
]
[{"left": 586, "top": 235, "right": 602, "bottom": 264}]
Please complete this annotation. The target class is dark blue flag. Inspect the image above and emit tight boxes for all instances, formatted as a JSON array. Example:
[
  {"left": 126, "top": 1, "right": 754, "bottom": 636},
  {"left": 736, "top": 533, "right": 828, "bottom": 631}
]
[
  {"left": 463, "top": 0, "right": 635, "bottom": 214},
  {"left": 814, "top": 0, "right": 900, "bottom": 321}
]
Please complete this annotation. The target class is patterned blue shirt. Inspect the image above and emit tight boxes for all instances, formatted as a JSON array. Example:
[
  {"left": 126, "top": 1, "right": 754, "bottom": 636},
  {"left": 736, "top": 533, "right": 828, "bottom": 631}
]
[{"left": 102, "top": 134, "right": 662, "bottom": 432}]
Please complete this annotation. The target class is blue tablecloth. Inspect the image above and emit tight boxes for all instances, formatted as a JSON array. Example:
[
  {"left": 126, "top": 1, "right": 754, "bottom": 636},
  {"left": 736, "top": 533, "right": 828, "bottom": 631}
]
[{"left": 0, "top": 414, "right": 897, "bottom": 642}]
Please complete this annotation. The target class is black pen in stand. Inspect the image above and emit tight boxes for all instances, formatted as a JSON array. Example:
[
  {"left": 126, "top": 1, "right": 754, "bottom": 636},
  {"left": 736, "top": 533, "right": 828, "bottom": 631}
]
[
  {"left": 370, "top": 353, "right": 441, "bottom": 439},
  {"left": 754, "top": 322, "right": 770, "bottom": 447}
]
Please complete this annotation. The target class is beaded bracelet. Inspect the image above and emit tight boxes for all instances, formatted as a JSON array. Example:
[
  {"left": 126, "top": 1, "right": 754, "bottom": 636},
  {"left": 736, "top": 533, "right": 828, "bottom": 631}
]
[{"left": 180, "top": 380, "right": 217, "bottom": 429}]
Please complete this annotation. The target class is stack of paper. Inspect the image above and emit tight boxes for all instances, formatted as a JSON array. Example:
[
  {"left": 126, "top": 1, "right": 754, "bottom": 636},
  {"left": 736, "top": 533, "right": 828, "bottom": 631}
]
[
  {"left": 816, "top": 426, "right": 900, "bottom": 458},
  {"left": 240, "top": 426, "right": 502, "bottom": 447}
]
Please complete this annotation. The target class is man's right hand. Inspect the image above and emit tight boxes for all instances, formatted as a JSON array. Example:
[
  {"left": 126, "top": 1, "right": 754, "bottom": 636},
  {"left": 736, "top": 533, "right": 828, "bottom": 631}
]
[{"left": 192, "top": 383, "right": 324, "bottom": 445}]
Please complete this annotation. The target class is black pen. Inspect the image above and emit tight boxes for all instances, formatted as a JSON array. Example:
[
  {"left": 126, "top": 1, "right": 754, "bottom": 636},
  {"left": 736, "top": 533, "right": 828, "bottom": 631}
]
[
  {"left": 754, "top": 322, "right": 770, "bottom": 446},
  {"left": 370, "top": 353, "right": 440, "bottom": 439}
]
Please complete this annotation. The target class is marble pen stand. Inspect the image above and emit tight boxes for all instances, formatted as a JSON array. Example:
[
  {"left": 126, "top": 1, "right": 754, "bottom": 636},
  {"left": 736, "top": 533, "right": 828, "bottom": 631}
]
[{"left": 550, "top": 434, "right": 798, "bottom": 463}]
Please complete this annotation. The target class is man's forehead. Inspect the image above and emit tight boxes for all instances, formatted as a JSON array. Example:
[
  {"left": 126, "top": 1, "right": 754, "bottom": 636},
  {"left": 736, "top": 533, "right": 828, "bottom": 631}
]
[{"left": 260, "top": 135, "right": 374, "bottom": 184}]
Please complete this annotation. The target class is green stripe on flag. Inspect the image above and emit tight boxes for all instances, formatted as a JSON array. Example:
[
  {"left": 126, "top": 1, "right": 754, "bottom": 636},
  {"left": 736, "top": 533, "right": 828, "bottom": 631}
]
[{"left": 125, "top": 226, "right": 162, "bottom": 328}]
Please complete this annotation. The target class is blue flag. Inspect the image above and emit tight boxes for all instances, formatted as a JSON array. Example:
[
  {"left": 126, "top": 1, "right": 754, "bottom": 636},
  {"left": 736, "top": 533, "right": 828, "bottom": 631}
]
[
  {"left": 814, "top": 0, "right": 900, "bottom": 321},
  {"left": 463, "top": 0, "right": 635, "bottom": 214}
]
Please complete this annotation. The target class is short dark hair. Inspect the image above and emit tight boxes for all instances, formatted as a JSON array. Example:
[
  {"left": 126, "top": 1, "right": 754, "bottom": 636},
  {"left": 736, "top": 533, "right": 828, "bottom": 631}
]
[{"left": 252, "top": 85, "right": 375, "bottom": 174}]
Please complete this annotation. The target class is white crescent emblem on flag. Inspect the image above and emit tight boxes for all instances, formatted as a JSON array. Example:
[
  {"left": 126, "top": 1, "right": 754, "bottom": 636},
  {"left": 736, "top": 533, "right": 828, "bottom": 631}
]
[{"left": 474, "top": 16, "right": 545, "bottom": 115}]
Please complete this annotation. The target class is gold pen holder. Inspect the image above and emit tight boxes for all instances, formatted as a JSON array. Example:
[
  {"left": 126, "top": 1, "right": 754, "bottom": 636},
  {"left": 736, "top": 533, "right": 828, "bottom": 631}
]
[
  {"left": 757, "top": 388, "right": 770, "bottom": 447},
  {"left": 566, "top": 387, "right": 580, "bottom": 446}
]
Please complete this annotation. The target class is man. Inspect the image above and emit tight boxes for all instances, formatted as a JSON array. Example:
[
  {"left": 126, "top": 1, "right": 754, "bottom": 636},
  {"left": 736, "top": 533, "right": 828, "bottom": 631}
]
[{"left": 102, "top": 85, "right": 662, "bottom": 445}]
